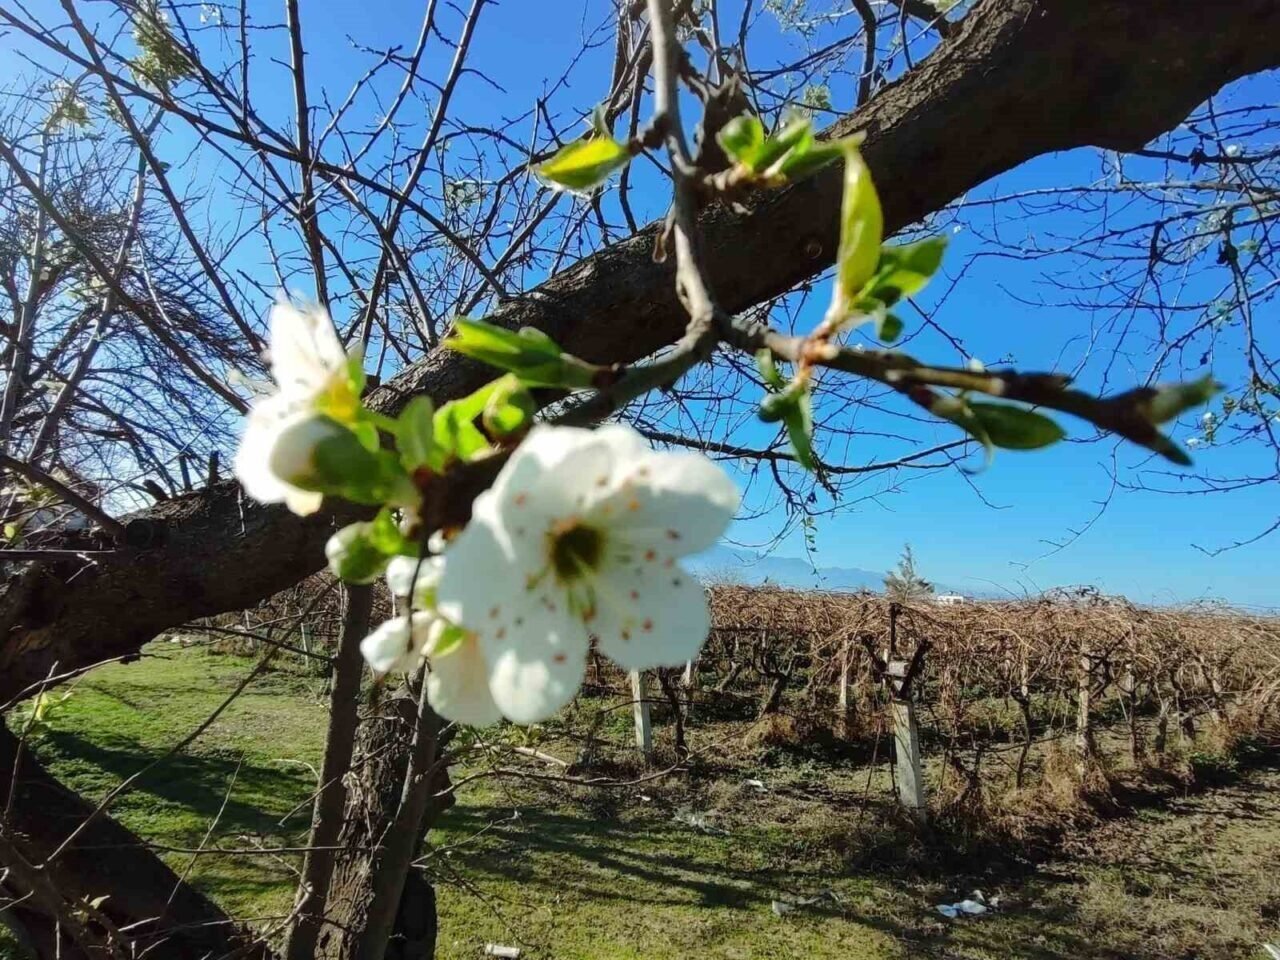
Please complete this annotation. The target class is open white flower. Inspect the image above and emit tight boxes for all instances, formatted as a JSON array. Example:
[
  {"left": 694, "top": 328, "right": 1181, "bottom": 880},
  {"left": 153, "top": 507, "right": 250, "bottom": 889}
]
[
  {"left": 233, "top": 301, "right": 359, "bottom": 516},
  {"left": 360, "top": 613, "right": 437, "bottom": 675},
  {"left": 385, "top": 553, "right": 443, "bottom": 609},
  {"left": 436, "top": 424, "right": 739, "bottom": 724},
  {"left": 362, "top": 553, "right": 502, "bottom": 726}
]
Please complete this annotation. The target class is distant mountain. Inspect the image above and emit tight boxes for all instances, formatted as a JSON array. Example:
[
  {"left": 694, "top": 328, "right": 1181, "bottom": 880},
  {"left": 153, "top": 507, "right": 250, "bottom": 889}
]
[{"left": 686, "top": 544, "right": 970, "bottom": 596}]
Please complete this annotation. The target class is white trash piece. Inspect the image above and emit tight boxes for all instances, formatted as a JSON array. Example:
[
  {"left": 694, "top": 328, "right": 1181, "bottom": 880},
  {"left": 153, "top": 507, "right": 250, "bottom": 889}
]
[
  {"left": 1261, "top": 944, "right": 1280, "bottom": 960},
  {"left": 483, "top": 945, "right": 520, "bottom": 958},
  {"left": 935, "top": 889, "right": 990, "bottom": 919},
  {"left": 771, "top": 889, "right": 839, "bottom": 918}
]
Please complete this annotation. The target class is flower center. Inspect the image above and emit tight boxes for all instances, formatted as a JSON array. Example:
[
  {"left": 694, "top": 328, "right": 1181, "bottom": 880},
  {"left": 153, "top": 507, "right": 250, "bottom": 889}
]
[
  {"left": 548, "top": 520, "right": 605, "bottom": 583},
  {"left": 315, "top": 373, "right": 361, "bottom": 424}
]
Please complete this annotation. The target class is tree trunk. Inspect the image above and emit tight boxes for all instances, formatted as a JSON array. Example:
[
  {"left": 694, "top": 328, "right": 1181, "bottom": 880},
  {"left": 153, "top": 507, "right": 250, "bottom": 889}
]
[
  {"left": 284, "top": 584, "right": 372, "bottom": 960},
  {"left": 0, "top": 726, "right": 267, "bottom": 960},
  {"left": 317, "top": 691, "right": 454, "bottom": 960},
  {"left": 656, "top": 667, "right": 686, "bottom": 757}
]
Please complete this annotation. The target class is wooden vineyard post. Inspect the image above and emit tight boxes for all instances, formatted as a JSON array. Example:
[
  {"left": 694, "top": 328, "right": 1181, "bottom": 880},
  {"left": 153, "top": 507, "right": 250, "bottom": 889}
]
[
  {"left": 888, "top": 659, "right": 927, "bottom": 821},
  {"left": 630, "top": 670, "right": 653, "bottom": 758}
]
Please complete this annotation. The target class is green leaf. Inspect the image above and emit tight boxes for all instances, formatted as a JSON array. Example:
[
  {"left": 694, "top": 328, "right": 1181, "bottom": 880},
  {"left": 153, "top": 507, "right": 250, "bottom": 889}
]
[
  {"left": 428, "top": 623, "right": 468, "bottom": 660},
  {"left": 753, "top": 116, "right": 814, "bottom": 174},
  {"left": 782, "top": 389, "right": 816, "bottom": 472},
  {"left": 433, "top": 380, "right": 502, "bottom": 463},
  {"left": 271, "top": 415, "right": 416, "bottom": 506},
  {"left": 968, "top": 403, "right": 1065, "bottom": 450},
  {"left": 325, "top": 522, "right": 390, "bottom": 585},
  {"left": 830, "top": 145, "right": 884, "bottom": 321},
  {"left": 771, "top": 138, "right": 845, "bottom": 182},
  {"left": 368, "top": 506, "right": 413, "bottom": 554},
  {"left": 446, "top": 317, "right": 598, "bottom": 388},
  {"left": 863, "top": 236, "right": 948, "bottom": 308},
  {"left": 757, "top": 382, "right": 817, "bottom": 472},
  {"left": 534, "top": 122, "right": 631, "bottom": 193},
  {"left": 717, "top": 115, "right": 766, "bottom": 167},
  {"left": 717, "top": 113, "right": 853, "bottom": 184},
  {"left": 755, "top": 348, "right": 785, "bottom": 389},
  {"left": 758, "top": 384, "right": 800, "bottom": 423},
  {"left": 397, "top": 396, "right": 436, "bottom": 472},
  {"left": 1111, "top": 375, "right": 1222, "bottom": 466},
  {"left": 345, "top": 352, "right": 367, "bottom": 397},
  {"left": 877, "top": 312, "right": 904, "bottom": 343},
  {"left": 350, "top": 420, "right": 380, "bottom": 454},
  {"left": 482, "top": 376, "right": 536, "bottom": 437},
  {"left": 1144, "top": 375, "right": 1222, "bottom": 424},
  {"left": 928, "top": 394, "right": 994, "bottom": 466}
]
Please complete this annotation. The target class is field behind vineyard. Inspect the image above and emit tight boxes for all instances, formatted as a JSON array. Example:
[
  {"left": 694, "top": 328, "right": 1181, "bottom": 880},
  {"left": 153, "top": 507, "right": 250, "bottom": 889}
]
[{"left": 3, "top": 589, "right": 1279, "bottom": 959}]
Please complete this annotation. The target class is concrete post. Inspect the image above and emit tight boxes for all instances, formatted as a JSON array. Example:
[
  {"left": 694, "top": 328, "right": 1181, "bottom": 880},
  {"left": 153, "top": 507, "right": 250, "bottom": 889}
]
[
  {"left": 888, "top": 659, "right": 926, "bottom": 820},
  {"left": 837, "top": 639, "right": 853, "bottom": 737},
  {"left": 1076, "top": 646, "right": 1093, "bottom": 780},
  {"left": 630, "top": 670, "right": 652, "bottom": 758},
  {"left": 682, "top": 659, "right": 696, "bottom": 722}
]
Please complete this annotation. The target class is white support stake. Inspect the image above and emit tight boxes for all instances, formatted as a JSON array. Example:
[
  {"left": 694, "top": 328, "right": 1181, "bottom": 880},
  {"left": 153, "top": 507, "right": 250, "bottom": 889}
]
[
  {"left": 888, "top": 659, "right": 926, "bottom": 820},
  {"left": 630, "top": 670, "right": 653, "bottom": 758},
  {"left": 837, "top": 639, "right": 852, "bottom": 736}
]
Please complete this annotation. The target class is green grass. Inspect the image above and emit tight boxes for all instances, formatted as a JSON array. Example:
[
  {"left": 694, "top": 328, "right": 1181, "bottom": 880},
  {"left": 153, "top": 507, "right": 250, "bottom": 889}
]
[
  {"left": 4, "top": 645, "right": 1278, "bottom": 960},
  {"left": 9, "top": 646, "right": 327, "bottom": 923}
]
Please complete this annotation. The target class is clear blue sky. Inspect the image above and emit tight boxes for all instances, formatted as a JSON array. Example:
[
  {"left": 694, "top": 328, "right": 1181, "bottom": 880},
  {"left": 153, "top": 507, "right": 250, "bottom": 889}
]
[
  {"left": 7, "top": 0, "right": 1276, "bottom": 607},
  {"left": 725, "top": 131, "right": 1279, "bottom": 608}
]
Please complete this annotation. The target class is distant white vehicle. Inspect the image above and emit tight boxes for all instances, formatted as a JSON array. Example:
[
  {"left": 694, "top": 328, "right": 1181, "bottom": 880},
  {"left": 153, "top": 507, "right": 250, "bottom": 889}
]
[{"left": 935, "top": 594, "right": 967, "bottom": 606}]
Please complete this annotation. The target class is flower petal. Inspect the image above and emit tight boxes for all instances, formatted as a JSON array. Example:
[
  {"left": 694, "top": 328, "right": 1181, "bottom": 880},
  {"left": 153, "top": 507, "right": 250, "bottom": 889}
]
[
  {"left": 485, "top": 629, "right": 587, "bottom": 724},
  {"left": 234, "top": 397, "right": 323, "bottom": 515},
  {"left": 360, "top": 617, "right": 422, "bottom": 674},
  {"left": 426, "top": 629, "right": 501, "bottom": 727},
  {"left": 592, "top": 559, "right": 710, "bottom": 671},
  {"left": 283, "top": 487, "right": 324, "bottom": 517},
  {"left": 386, "top": 555, "right": 443, "bottom": 608},
  {"left": 589, "top": 448, "right": 738, "bottom": 556},
  {"left": 436, "top": 518, "right": 515, "bottom": 627},
  {"left": 269, "top": 301, "right": 346, "bottom": 397}
]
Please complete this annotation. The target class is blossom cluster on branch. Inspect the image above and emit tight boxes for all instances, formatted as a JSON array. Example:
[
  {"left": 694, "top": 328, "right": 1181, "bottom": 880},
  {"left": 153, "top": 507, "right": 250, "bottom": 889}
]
[{"left": 235, "top": 302, "right": 739, "bottom": 725}]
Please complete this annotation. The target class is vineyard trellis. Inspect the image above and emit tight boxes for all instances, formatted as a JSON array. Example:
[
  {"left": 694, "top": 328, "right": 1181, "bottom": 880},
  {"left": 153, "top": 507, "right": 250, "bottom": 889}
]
[{"left": 185, "top": 579, "right": 1279, "bottom": 823}]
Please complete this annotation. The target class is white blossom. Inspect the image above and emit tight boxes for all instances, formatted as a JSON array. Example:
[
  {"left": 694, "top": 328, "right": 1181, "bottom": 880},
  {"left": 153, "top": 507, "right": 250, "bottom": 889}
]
[
  {"left": 233, "top": 301, "right": 357, "bottom": 516},
  {"left": 360, "top": 613, "right": 435, "bottom": 675},
  {"left": 435, "top": 424, "right": 739, "bottom": 724},
  {"left": 385, "top": 554, "right": 443, "bottom": 609},
  {"left": 361, "top": 553, "right": 502, "bottom": 726}
]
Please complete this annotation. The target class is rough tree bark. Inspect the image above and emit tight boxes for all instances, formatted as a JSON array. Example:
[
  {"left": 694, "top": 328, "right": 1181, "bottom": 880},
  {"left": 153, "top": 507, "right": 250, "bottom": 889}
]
[
  {"left": 317, "top": 692, "right": 455, "bottom": 960},
  {"left": 285, "top": 584, "right": 373, "bottom": 960}
]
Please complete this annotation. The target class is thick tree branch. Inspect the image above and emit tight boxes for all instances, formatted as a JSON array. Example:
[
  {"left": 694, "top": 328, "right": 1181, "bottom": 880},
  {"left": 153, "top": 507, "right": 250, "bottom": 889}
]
[{"left": 2, "top": 0, "right": 1279, "bottom": 703}]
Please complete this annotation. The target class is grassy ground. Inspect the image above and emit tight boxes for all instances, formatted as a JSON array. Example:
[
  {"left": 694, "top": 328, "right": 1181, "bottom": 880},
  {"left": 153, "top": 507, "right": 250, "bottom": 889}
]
[{"left": 3, "top": 646, "right": 1278, "bottom": 959}]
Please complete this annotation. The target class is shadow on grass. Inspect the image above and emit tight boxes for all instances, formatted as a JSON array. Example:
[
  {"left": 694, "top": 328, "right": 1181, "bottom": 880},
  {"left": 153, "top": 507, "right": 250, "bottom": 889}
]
[
  {"left": 433, "top": 802, "right": 1129, "bottom": 959},
  {"left": 37, "top": 728, "right": 313, "bottom": 835}
]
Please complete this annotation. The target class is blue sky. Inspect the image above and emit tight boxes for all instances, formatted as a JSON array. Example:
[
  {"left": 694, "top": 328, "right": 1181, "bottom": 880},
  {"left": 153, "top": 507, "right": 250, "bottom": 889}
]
[
  {"left": 724, "top": 130, "right": 1279, "bottom": 607},
  {"left": 5, "top": 0, "right": 1275, "bottom": 606}
]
